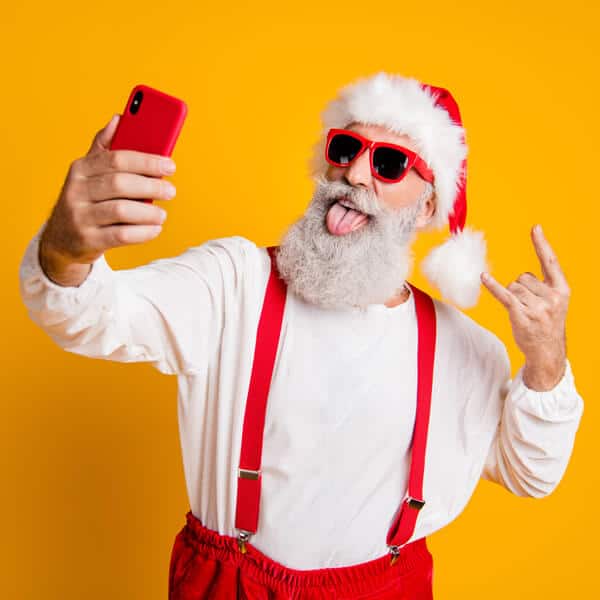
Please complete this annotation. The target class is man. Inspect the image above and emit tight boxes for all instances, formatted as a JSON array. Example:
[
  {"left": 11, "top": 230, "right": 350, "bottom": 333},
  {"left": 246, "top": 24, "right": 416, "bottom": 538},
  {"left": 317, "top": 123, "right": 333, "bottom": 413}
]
[{"left": 19, "top": 72, "right": 584, "bottom": 599}]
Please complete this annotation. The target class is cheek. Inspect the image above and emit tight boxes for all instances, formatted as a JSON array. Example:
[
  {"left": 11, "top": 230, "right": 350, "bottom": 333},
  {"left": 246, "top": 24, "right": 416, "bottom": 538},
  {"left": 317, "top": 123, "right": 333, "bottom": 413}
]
[
  {"left": 376, "top": 185, "right": 400, "bottom": 210},
  {"left": 379, "top": 179, "right": 419, "bottom": 211},
  {"left": 325, "top": 165, "right": 345, "bottom": 181}
]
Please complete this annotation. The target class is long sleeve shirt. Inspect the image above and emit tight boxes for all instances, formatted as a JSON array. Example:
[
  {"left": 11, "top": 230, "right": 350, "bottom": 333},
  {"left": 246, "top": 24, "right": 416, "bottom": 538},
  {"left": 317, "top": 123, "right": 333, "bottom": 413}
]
[{"left": 18, "top": 221, "right": 585, "bottom": 569}]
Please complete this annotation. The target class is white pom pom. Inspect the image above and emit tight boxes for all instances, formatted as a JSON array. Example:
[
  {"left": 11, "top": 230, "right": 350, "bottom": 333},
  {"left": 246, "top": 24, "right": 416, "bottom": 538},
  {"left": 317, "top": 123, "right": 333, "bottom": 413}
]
[{"left": 420, "top": 226, "right": 489, "bottom": 308}]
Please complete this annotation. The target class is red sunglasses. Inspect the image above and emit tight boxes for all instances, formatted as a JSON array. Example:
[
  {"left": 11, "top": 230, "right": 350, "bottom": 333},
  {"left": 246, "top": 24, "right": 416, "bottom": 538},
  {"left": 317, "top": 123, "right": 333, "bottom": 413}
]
[{"left": 325, "top": 128, "right": 435, "bottom": 184}]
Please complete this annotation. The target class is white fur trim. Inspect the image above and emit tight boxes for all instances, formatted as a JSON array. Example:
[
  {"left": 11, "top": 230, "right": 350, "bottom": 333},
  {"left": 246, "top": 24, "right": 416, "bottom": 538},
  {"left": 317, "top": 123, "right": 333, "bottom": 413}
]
[
  {"left": 420, "top": 226, "right": 488, "bottom": 308},
  {"left": 309, "top": 72, "right": 468, "bottom": 231}
]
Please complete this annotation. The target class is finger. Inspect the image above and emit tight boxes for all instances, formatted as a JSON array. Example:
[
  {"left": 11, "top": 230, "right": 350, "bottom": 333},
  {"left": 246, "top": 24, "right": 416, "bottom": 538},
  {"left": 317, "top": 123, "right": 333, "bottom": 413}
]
[
  {"left": 87, "top": 114, "right": 121, "bottom": 156},
  {"left": 86, "top": 171, "right": 176, "bottom": 203},
  {"left": 507, "top": 280, "right": 539, "bottom": 308},
  {"left": 90, "top": 198, "right": 167, "bottom": 228},
  {"left": 481, "top": 272, "right": 520, "bottom": 310},
  {"left": 80, "top": 148, "right": 176, "bottom": 179},
  {"left": 95, "top": 224, "right": 164, "bottom": 248},
  {"left": 531, "top": 224, "right": 567, "bottom": 289},
  {"left": 516, "top": 272, "right": 548, "bottom": 297}
]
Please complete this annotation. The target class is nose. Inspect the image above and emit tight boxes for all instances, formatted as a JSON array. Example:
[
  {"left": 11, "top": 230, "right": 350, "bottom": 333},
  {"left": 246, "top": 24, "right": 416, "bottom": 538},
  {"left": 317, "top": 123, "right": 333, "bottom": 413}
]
[{"left": 344, "top": 147, "right": 373, "bottom": 189}]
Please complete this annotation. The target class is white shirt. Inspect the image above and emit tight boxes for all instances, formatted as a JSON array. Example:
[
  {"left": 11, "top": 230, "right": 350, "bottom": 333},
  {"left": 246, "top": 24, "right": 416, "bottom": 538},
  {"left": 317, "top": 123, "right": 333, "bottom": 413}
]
[{"left": 18, "top": 221, "right": 584, "bottom": 569}]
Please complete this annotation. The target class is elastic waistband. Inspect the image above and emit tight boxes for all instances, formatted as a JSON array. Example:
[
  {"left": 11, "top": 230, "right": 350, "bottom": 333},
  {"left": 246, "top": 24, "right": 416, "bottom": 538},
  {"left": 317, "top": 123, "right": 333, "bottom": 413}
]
[{"left": 179, "top": 511, "right": 432, "bottom": 595}]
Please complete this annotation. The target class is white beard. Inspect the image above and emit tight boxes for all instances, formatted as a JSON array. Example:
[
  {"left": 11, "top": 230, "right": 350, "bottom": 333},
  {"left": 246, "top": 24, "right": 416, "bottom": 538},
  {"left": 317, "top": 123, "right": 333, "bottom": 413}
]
[{"left": 276, "top": 175, "right": 430, "bottom": 310}]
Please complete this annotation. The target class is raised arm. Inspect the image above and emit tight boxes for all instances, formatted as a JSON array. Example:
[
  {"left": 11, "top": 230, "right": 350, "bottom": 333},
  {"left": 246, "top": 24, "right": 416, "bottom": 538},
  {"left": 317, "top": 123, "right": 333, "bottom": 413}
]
[
  {"left": 479, "top": 224, "right": 584, "bottom": 495},
  {"left": 19, "top": 114, "right": 244, "bottom": 376}
]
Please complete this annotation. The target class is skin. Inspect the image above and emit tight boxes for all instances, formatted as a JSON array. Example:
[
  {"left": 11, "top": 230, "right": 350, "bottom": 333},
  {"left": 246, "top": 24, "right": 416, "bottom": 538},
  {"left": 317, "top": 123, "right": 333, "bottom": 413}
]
[
  {"left": 39, "top": 114, "right": 174, "bottom": 287},
  {"left": 481, "top": 225, "right": 569, "bottom": 391},
  {"left": 326, "top": 123, "right": 569, "bottom": 392},
  {"left": 324, "top": 122, "right": 435, "bottom": 309}
]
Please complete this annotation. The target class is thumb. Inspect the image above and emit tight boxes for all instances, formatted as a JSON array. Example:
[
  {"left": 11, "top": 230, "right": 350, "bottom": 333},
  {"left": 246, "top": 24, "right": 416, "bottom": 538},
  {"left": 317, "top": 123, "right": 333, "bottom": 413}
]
[{"left": 87, "top": 113, "right": 121, "bottom": 155}]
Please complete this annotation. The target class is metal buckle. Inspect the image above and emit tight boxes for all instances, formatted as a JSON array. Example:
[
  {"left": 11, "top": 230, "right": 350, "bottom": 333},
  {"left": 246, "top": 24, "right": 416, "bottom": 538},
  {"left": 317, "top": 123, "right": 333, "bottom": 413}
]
[
  {"left": 406, "top": 496, "right": 425, "bottom": 510},
  {"left": 238, "top": 468, "right": 260, "bottom": 480},
  {"left": 237, "top": 530, "right": 252, "bottom": 554},
  {"left": 388, "top": 543, "right": 404, "bottom": 566}
]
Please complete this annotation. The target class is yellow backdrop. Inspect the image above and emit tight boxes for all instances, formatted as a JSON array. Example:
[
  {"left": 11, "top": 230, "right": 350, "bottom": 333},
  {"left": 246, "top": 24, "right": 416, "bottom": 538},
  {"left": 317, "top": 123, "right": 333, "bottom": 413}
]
[{"left": 3, "top": 1, "right": 598, "bottom": 598}]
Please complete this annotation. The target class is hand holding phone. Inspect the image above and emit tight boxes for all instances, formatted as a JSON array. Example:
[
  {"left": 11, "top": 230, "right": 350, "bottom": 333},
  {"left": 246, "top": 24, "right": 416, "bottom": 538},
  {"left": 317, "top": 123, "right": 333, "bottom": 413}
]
[{"left": 38, "top": 85, "right": 188, "bottom": 286}]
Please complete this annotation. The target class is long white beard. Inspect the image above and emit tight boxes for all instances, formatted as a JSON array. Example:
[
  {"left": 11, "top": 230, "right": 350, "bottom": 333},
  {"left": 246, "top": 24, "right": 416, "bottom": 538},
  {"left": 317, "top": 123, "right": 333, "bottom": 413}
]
[{"left": 276, "top": 176, "right": 430, "bottom": 310}]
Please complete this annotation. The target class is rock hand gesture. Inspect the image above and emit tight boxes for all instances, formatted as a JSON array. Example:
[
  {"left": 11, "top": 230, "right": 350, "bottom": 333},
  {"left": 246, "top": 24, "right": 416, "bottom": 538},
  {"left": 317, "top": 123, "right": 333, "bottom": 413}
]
[{"left": 481, "top": 224, "right": 570, "bottom": 391}]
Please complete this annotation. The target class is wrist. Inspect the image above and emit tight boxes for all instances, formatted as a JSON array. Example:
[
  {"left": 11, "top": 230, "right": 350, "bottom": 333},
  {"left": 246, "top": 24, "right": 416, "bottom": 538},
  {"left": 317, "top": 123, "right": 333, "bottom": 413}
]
[
  {"left": 38, "top": 235, "right": 92, "bottom": 288},
  {"left": 522, "top": 355, "right": 566, "bottom": 391}
]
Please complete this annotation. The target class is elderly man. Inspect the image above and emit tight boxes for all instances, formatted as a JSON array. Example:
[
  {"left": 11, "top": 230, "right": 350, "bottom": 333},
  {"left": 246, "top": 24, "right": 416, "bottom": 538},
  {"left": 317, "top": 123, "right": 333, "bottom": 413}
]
[{"left": 19, "top": 73, "right": 583, "bottom": 599}]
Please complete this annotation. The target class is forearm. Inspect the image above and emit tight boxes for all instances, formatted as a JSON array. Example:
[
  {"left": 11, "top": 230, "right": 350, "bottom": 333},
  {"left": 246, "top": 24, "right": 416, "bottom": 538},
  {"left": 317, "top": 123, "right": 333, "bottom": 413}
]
[
  {"left": 21, "top": 222, "right": 122, "bottom": 352},
  {"left": 482, "top": 357, "right": 584, "bottom": 497}
]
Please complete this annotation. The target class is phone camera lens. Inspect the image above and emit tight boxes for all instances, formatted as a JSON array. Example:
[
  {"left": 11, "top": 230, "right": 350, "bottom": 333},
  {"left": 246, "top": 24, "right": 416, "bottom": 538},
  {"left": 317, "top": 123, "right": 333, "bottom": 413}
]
[{"left": 130, "top": 90, "right": 143, "bottom": 115}]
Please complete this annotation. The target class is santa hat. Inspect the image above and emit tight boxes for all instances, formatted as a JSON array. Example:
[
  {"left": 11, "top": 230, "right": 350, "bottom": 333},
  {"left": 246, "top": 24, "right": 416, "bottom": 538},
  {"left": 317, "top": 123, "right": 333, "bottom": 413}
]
[{"left": 309, "top": 71, "right": 488, "bottom": 308}]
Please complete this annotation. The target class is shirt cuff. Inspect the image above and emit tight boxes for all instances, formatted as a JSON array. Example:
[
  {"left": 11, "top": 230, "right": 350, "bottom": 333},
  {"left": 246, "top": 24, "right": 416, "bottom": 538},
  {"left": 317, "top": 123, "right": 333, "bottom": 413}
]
[
  {"left": 506, "top": 357, "right": 583, "bottom": 421},
  {"left": 19, "top": 221, "right": 114, "bottom": 308}
]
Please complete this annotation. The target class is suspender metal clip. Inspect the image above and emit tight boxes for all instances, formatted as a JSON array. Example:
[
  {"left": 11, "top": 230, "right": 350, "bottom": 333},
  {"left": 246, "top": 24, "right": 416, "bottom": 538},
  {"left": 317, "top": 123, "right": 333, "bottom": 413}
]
[
  {"left": 239, "top": 468, "right": 261, "bottom": 480},
  {"left": 237, "top": 530, "right": 252, "bottom": 554},
  {"left": 406, "top": 496, "right": 425, "bottom": 510},
  {"left": 388, "top": 544, "right": 402, "bottom": 566}
]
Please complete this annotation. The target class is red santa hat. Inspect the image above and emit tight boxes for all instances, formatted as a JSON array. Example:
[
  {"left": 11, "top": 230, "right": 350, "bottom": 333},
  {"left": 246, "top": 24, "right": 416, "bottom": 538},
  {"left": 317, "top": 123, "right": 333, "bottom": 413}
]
[{"left": 309, "top": 71, "right": 488, "bottom": 309}]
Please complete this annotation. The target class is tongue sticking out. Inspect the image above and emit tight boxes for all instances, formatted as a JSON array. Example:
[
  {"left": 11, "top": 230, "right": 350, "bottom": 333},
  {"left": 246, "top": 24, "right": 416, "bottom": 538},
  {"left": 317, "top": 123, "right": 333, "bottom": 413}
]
[{"left": 326, "top": 201, "right": 370, "bottom": 236}]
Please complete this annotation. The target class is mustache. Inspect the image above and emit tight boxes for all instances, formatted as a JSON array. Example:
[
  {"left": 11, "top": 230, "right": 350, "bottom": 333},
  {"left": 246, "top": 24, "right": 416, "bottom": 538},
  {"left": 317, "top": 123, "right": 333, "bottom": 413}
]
[{"left": 312, "top": 175, "right": 385, "bottom": 218}]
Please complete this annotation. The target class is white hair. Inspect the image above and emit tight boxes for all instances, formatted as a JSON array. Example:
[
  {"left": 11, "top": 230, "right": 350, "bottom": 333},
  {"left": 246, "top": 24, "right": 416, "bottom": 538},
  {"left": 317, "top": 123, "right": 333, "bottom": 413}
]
[{"left": 276, "top": 177, "right": 434, "bottom": 310}]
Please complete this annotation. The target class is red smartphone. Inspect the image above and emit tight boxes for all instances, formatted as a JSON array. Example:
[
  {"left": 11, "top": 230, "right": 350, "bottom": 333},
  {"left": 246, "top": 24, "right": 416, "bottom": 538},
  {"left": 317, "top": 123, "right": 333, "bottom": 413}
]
[{"left": 109, "top": 84, "right": 188, "bottom": 203}]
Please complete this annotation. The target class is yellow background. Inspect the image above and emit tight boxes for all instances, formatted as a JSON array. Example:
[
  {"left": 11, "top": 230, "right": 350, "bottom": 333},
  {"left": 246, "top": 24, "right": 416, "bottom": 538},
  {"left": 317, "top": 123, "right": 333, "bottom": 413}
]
[{"left": 3, "top": 1, "right": 598, "bottom": 598}]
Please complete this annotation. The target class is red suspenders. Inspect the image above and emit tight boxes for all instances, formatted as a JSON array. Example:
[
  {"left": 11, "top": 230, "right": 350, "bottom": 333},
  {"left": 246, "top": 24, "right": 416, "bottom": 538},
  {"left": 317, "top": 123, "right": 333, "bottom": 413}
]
[
  {"left": 234, "top": 246, "right": 287, "bottom": 550},
  {"left": 234, "top": 246, "right": 437, "bottom": 565},
  {"left": 386, "top": 283, "right": 436, "bottom": 564}
]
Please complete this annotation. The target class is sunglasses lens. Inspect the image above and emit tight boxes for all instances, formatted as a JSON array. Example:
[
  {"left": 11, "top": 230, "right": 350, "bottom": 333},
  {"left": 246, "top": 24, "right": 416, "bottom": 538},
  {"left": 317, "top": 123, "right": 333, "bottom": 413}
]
[
  {"left": 373, "top": 147, "right": 409, "bottom": 181},
  {"left": 327, "top": 134, "right": 363, "bottom": 165}
]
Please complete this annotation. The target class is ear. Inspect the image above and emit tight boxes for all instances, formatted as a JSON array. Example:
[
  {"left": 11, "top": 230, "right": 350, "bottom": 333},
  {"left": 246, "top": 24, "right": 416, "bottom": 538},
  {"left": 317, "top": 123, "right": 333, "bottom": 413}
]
[{"left": 415, "top": 189, "right": 436, "bottom": 230}]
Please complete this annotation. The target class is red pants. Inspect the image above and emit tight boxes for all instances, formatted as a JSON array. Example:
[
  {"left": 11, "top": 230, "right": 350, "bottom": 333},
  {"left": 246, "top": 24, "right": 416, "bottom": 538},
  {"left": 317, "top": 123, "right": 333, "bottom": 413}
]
[{"left": 169, "top": 511, "right": 434, "bottom": 599}]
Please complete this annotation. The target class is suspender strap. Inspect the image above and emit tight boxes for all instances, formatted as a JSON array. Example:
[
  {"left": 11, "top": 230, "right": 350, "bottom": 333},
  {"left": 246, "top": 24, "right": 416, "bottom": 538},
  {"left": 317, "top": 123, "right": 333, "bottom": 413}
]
[
  {"left": 234, "top": 246, "right": 287, "bottom": 540},
  {"left": 386, "top": 282, "right": 436, "bottom": 552},
  {"left": 234, "top": 247, "right": 436, "bottom": 559}
]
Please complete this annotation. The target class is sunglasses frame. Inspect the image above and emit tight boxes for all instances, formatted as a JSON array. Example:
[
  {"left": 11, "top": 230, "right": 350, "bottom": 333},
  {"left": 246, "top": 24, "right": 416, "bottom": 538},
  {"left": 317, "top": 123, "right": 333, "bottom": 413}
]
[{"left": 325, "top": 128, "right": 435, "bottom": 184}]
